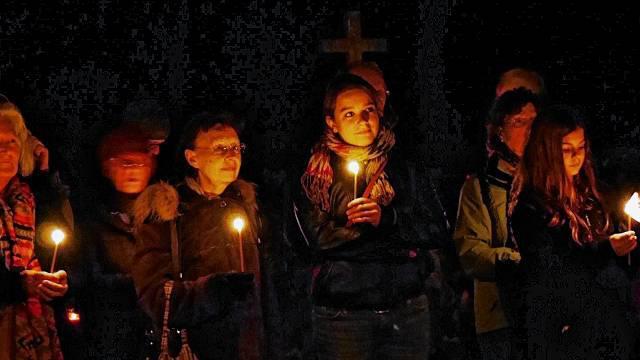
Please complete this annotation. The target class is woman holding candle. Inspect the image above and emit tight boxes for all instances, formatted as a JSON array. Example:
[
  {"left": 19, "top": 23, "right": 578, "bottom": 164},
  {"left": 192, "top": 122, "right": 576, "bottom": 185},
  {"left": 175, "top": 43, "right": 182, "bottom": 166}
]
[
  {"left": 132, "top": 112, "right": 268, "bottom": 360},
  {"left": 300, "top": 73, "right": 448, "bottom": 359},
  {"left": 501, "top": 105, "right": 637, "bottom": 359},
  {"left": 0, "top": 101, "right": 68, "bottom": 359}
]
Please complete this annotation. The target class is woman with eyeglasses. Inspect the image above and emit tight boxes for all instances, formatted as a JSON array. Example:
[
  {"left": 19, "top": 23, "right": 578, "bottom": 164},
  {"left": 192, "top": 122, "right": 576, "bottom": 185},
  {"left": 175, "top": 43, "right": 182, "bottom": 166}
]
[
  {"left": 131, "top": 112, "right": 269, "bottom": 360},
  {"left": 75, "top": 125, "right": 158, "bottom": 359}
]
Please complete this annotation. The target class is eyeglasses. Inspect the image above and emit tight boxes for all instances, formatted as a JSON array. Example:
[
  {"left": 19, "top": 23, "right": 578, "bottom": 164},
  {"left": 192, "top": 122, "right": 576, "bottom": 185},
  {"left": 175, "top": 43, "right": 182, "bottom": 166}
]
[
  {"left": 193, "top": 143, "right": 247, "bottom": 156},
  {"left": 108, "top": 157, "right": 152, "bottom": 168}
]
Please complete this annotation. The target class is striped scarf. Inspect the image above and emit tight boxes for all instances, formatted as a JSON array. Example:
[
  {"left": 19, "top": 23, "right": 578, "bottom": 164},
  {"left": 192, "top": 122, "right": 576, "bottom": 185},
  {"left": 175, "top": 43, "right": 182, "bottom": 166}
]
[
  {"left": 1, "top": 176, "right": 36, "bottom": 271},
  {"left": 301, "top": 126, "right": 396, "bottom": 211},
  {"left": 0, "top": 176, "right": 63, "bottom": 360}
]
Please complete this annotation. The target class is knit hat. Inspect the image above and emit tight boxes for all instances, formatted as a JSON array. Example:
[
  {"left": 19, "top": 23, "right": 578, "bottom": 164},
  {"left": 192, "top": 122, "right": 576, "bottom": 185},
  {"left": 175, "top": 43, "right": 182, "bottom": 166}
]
[{"left": 98, "top": 125, "right": 156, "bottom": 174}]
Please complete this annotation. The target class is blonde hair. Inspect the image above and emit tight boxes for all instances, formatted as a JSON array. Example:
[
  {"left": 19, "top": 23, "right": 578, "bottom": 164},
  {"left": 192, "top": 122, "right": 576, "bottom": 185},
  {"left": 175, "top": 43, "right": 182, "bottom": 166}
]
[{"left": 0, "top": 101, "right": 35, "bottom": 177}]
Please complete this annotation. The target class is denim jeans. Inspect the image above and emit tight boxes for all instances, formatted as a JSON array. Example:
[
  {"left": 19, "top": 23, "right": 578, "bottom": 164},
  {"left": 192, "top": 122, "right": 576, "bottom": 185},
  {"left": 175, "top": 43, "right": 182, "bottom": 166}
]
[{"left": 312, "top": 295, "right": 430, "bottom": 360}]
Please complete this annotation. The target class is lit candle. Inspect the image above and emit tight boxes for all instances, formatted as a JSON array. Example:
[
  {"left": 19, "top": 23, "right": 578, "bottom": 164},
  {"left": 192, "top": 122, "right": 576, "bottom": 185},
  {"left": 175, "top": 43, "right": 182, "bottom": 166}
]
[
  {"left": 49, "top": 228, "right": 65, "bottom": 273},
  {"left": 347, "top": 161, "right": 360, "bottom": 200},
  {"left": 623, "top": 192, "right": 640, "bottom": 266},
  {"left": 66, "top": 307, "right": 81, "bottom": 324},
  {"left": 232, "top": 217, "right": 246, "bottom": 272}
]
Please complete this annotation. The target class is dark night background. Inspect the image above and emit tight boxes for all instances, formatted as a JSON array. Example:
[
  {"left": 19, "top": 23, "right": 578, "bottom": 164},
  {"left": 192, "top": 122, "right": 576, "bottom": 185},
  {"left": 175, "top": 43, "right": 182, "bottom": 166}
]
[{"left": 2, "top": 1, "right": 640, "bottom": 358}]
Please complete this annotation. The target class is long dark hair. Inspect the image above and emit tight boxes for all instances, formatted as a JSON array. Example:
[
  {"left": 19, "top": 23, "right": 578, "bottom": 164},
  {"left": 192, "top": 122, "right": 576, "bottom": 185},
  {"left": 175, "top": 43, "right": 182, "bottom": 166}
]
[{"left": 510, "top": 105, "right": 608, "bottom": 245}]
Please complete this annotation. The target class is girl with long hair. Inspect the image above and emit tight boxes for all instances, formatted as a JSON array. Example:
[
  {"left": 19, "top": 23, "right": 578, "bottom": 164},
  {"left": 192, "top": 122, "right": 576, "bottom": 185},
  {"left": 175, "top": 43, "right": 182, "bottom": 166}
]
[
  {"left": 503, "top": 105, "right": 637, "bottom": 359},
  {"left": 299, "top": 73, "right": 448, "bottom": 359}
]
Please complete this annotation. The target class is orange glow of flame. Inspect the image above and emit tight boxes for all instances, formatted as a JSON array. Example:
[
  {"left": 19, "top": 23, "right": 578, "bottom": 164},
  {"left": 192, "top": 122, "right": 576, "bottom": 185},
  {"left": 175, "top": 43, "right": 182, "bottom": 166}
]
[
  {"left": 67, "top": 310, "right": 80, "bottom": 323},
  {"left": 624, "top": 192, "right": 640, "bottom": 222}
]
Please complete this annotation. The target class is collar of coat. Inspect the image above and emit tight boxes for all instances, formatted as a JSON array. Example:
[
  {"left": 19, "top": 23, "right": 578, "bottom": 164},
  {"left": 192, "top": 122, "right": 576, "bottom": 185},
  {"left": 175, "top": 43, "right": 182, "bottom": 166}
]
[
  {"left": 485, "top": 155, "right": 514, "bottom": 190},
  {"left": 133, "top": 178, "right": 258, "bottom": 229}
]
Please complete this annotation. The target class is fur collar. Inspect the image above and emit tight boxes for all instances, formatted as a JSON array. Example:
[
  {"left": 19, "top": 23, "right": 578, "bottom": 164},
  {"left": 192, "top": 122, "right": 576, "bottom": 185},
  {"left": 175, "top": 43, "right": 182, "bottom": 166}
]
[{"left": 134, "top": 179, "right": 258, "bottom": 229}]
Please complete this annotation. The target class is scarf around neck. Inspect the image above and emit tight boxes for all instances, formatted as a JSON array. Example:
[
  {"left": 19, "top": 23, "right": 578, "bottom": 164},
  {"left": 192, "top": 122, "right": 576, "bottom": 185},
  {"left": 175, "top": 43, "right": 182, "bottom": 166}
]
[
  {"left": 0, "top": 176, "right": 36, "bottom": 271},
  {"left": 301, "top": 126, "right": 396, "bottom": 211}
]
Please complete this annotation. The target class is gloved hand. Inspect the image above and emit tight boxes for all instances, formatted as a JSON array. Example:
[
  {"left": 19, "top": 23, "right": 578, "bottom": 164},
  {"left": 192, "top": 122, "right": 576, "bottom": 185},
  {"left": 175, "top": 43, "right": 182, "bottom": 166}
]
[
  {"left": 207, "top": 272, "right": 255, "bottom": 304},
  {"left": 221, "top": 272, "right": 255, "bottom": 300}
]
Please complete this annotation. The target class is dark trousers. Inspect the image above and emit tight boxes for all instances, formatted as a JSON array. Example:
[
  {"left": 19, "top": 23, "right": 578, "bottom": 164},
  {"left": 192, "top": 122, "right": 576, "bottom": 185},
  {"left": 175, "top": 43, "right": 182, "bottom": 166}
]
[
  {"left": 476, "top": 328, "right": 513, "bottom": 360},
  {"left": 312, "top": 295, "right": 430, "bottom": 360}
]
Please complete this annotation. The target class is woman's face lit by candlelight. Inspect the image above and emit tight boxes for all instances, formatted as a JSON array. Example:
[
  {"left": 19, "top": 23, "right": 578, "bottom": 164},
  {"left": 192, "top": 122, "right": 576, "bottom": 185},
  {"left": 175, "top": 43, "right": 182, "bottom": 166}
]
[
  {"left": 0, "top": 119, "right": 21, "bottom": 186},
  {"left": 562, "top": 127, "right": 586, "bottom": 178},
  {"left": 326, "top": 88, "right": 380, "bottom": 147}
]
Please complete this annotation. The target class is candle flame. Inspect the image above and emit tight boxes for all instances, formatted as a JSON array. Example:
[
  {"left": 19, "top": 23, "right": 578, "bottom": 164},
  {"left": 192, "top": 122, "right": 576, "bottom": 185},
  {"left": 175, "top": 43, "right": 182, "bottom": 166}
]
[
  {"left": 232, "top": 217, "right": 245, "bottom": 233},
  {"left": 624, "top": 192, "right": 640, "bottom": 222},
  {"left": 347, "top": 161, "right": 360, "bottom": 175},
  {"left": 51, "top": 229, "right": 65, "bottom": 245},
  {"left": 67, "top": 310, "right": 80, "bottom": 323}
]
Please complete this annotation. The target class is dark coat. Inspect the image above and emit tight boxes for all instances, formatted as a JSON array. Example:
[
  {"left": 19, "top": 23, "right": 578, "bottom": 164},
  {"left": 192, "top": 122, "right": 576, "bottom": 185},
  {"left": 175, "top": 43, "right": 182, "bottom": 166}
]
[
  {"left": 499, "top": 188, "right": 636, "bottom": 359},
  {"left": 300, "top": 150, "right": 449, "bottom": 309},
  {"left": 80, "top": 196, "right": 151, "bottom": 359},
  {"left": 132, "top": 180, "right": 266, "bottom": 360}
]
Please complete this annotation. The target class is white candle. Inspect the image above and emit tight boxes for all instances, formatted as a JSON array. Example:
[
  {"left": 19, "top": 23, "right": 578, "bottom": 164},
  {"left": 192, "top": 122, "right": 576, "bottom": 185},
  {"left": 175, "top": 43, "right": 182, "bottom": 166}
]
[
  {"left": 49, "top": 228, "right": 65, "bottom": 273},
  {"left": 232, "top": 217, "right": 246, "bottom": 272},
  {"left": 347, "top": 161, "right": 360, "bottom": 200}
]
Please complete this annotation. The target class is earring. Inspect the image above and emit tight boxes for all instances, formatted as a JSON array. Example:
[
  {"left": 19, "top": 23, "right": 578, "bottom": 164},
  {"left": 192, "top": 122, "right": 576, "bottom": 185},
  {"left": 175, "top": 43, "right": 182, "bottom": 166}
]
[{"left": 333, "top": 128, "right": 338, "bottom": 133}]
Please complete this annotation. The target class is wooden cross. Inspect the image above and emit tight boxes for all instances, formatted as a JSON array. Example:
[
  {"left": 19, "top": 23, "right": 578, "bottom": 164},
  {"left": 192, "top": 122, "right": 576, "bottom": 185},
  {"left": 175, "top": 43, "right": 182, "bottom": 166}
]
[{"left": 320, "top": 11, "right": 387, "bottom": 64}]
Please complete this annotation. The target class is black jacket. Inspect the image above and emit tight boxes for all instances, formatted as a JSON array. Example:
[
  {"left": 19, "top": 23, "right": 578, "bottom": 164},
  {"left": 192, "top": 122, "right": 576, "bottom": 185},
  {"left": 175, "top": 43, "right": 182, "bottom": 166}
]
[
  {"left": 300, "top": 150, "right": 448, "bottom": 309},
  {"left": 499, "top": 188, "right": 635, "bottom": 359},
  {"left": 80, "top": 195, "right": 151, "bottom": 359}
]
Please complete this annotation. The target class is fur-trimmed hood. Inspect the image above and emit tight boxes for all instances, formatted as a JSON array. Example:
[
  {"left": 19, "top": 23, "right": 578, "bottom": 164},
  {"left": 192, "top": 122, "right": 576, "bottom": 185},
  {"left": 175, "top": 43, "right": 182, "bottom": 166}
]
[{"left": 134, "top": 179, "right": 258, "bottom": 229}]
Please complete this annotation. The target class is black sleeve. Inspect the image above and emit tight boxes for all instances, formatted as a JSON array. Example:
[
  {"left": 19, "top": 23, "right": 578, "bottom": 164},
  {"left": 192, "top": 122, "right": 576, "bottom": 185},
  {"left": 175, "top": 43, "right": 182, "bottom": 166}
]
[
  {"left": 383, "top": 166, "right": 450, "bottom": 251},
  {"left": 300, "top": 181, "right": 365, "bottom": 252},
  {"left": 133, "top": 221, "right": 252, "bottom": 329},
  {"left": 502, "top": 196, "right": 560, "bottom": 356}
]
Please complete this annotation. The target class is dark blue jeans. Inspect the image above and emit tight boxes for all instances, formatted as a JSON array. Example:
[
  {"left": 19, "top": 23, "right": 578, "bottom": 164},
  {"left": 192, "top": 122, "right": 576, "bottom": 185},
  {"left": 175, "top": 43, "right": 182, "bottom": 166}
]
[{"left": 312, "top": 295, "right": 430, "bottom": 360}]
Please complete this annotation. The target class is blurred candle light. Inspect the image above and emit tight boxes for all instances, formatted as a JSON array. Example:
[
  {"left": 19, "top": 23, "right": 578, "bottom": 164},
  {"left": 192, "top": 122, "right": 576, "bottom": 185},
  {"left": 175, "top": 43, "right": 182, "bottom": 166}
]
[{"left": 623, "top": 192, "right": 640, "bottom": 266}]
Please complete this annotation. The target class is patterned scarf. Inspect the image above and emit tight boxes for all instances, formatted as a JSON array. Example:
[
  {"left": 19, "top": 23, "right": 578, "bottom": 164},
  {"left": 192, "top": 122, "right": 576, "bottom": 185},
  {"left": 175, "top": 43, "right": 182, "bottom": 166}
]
[
  {"left": 0, "top": 176, "right": 36, "bottom": 271},
  {"left": 301, "top": 126, "right": 396, "bottom": 211},
  {"left": 0, "top": 176, "right": 63, "bottom": 360}
]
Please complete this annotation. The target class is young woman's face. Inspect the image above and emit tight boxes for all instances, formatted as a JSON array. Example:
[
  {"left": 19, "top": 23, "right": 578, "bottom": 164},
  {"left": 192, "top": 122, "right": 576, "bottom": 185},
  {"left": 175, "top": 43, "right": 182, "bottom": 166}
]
[
  {"left": 562, "top": 127, "right": 586, "bottom": 178},
  {"left": 326, "top": 88, "right": 380, "bottom": 147}
]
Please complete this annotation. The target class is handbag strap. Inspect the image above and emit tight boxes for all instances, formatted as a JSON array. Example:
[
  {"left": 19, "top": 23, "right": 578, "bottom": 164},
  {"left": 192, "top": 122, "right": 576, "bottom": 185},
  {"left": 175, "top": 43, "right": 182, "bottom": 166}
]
[
  {"left": 163, "top": 221, "right": 196, "bottom": 359},
  {"left": 160, "top": 280, "right": 174, "bottom": 354},
  {"left": 170, "top": 220, "right": 182, "bottom": 279}
]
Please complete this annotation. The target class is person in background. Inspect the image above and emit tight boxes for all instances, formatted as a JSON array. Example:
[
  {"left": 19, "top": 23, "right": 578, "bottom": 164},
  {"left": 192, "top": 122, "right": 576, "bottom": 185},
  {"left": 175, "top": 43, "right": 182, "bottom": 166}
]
[{"left": 0, "top": 100, "right": 68, "bottom": 360}]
